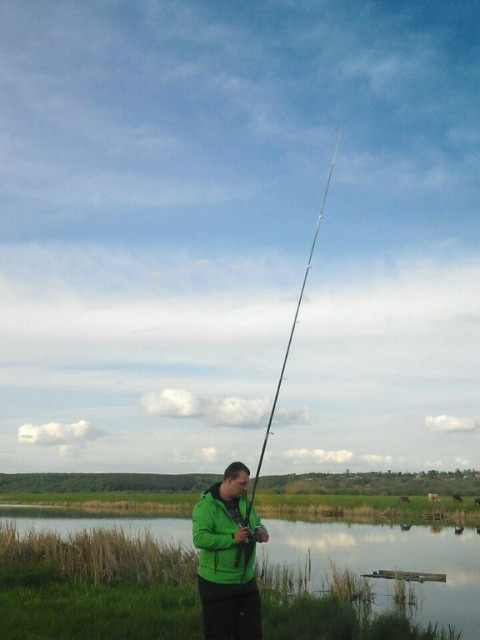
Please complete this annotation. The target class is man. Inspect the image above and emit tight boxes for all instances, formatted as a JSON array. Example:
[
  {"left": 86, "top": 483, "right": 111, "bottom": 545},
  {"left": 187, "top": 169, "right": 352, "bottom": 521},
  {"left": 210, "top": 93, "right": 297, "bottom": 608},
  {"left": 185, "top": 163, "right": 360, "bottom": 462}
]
[{"left": 192, "top": 461, "right": 269, "bottom": 640}]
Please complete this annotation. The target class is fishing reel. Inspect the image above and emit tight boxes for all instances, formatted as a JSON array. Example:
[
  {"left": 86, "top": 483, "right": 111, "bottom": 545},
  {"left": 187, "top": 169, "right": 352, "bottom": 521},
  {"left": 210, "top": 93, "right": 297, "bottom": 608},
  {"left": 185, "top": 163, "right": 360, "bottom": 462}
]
[
  {"left": 234, "top": 526, "right": 262, "bottom": 567},
  {"left": 248, "top": 526, "right": 262, "bottom": 542}
]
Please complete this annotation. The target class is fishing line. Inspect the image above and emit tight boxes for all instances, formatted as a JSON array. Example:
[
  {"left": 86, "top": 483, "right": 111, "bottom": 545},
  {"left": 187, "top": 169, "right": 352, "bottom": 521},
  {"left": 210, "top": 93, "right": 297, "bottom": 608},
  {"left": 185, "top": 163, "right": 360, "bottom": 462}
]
[{"left": 243, "top": 130, "right": 342, "bottom": 535}]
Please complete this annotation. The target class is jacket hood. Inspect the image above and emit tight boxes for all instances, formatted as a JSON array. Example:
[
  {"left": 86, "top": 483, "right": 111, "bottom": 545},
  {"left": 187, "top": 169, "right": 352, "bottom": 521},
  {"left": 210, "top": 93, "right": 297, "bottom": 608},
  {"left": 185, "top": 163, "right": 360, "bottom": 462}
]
[
  {"left": 201, "top": 482, "right": 248, "bottom": 507},
  {"left": 203, "top": 481, "right": 222, "bottom": 498}
]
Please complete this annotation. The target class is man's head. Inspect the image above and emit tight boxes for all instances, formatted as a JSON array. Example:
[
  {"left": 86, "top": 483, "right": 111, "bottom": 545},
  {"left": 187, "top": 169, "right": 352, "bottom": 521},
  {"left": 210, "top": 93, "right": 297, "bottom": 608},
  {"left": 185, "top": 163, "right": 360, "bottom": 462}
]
[
  {"left": 223, "top": 461, "right": 250, "bottom": 481},
  {"left": 220, "top": 461, "right": 251, "bottom": 499}
]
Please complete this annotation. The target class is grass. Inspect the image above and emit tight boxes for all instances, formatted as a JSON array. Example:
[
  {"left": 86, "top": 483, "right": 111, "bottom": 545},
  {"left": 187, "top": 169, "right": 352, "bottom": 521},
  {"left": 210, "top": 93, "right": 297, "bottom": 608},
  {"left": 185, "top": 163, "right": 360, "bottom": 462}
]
[
  {"left": 0, "top": 491, "right": 199, "bottom": 513},
  {"left": 1, "top": 491, "right": 479, "bottom": 524},
  {"left": 326, "top": 561, "right": 373, "bottom": 608},
  {"left": 0, "top": 523, "right": 463, "bottom": 640},
  {"left": 0, "top": 522, "right": 198, "bottom": 586},
  {"left": 0, "top": 583, "right": 463, "bottom": 640},
  {"left": 0, "top": 581, "right": 203, "bottom": 640},
  {"left": 255, "top": 493, "right": 479, "bottom": 524}
]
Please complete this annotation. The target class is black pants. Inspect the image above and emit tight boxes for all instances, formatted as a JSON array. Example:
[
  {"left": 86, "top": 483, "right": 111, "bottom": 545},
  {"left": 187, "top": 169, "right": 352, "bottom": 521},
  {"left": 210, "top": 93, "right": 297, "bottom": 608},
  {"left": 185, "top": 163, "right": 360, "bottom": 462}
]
[{"left": 197, "top": 575, "right": 263, "bottom": 640}]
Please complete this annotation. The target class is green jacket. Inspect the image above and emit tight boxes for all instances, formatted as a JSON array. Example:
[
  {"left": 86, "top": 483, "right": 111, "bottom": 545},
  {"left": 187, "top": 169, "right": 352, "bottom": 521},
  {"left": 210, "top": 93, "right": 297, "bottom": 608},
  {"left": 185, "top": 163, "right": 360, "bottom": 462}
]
[{"left": 192, "top": 484, "right": 265, "bottom": 584}]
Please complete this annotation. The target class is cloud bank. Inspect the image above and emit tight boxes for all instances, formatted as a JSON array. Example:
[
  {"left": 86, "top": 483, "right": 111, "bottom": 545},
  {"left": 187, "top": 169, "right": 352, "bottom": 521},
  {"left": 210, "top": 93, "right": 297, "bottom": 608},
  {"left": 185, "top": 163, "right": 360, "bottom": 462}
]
[
  {"left": 283, "top": 448, "right": 354, "bottom": 464},
  {"left": 425, "top": 415, "right": 479, "bottom": 434},
  {"left": 141, "top": 388, "right": 310, "bottom": 428}
]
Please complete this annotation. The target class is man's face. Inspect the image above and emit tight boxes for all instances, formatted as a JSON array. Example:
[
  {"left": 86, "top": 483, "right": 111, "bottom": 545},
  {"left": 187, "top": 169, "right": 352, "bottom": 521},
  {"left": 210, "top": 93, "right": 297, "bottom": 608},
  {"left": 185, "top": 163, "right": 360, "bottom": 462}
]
[{"left": 227, "top": 471, "right": 249, "bottom": 499}]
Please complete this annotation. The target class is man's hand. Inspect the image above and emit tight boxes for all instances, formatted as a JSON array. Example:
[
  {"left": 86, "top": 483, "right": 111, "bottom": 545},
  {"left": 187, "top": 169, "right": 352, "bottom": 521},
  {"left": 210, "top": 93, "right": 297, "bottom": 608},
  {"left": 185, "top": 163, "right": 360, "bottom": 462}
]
[
  {"left": 234, "top": 526, "right": 250, "bottom": 544},
  {"left": 256, "top": 527, "right": 269, "bottom": 543}
]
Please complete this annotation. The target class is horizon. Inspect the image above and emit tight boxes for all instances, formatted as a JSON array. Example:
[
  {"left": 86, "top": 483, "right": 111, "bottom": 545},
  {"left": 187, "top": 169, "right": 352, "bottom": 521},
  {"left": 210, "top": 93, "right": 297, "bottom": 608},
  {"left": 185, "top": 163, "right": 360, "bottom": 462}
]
[{"left": 1, "top": 467, "right": 477, "bottom": 477}]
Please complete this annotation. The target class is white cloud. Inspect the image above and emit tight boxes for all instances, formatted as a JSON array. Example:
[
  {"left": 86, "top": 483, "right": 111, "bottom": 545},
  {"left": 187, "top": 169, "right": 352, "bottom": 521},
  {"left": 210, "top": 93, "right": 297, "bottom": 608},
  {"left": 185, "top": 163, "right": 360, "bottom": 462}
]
[
  {"left": 424, "top": 459, "right": 445, "bottom": 469},
  {"left": 206, "top": 396, "right": 272, "bottom": 428},
  {"left": 201, "top": 447, "right": 216, "bottom": 462},
  {"left": 142, "top": 389, "right": 203, "bottom": 418},
  {"left": 18, "top": 420, "right": 105, "bottom": 451},
  {"left": 141, "top": 388, "right": 309, "bottom": 428},
  {"left": 425, "top": 415, "right": 479, "bottom": 434},
  {"left": 283, "top": 448, "right": 354, "bottom": 464}
]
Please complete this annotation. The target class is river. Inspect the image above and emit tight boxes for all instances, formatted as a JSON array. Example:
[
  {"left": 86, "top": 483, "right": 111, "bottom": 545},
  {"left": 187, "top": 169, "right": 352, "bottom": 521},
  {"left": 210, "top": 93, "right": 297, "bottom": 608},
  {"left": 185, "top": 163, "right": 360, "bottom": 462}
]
[{"left": 1, "top": 507, "right": 478, "bottom": 639}]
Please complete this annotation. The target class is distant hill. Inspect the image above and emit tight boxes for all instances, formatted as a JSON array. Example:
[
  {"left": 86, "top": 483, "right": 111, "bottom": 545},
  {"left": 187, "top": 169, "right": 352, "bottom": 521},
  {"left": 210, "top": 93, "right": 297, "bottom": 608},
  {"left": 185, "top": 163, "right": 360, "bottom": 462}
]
[
  {"left": 0, "top": 472, "right": 221, "bottom": 493},
  {"left": 0, "top": 470, "right": 479, "bottom": 496}
]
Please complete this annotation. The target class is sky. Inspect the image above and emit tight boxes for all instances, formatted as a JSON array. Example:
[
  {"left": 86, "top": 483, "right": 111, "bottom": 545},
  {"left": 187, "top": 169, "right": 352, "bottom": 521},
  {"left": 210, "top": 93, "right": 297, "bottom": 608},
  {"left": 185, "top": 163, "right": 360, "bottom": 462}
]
[{"left": 1, "top": 0, "right": 479, "bottom": 476}]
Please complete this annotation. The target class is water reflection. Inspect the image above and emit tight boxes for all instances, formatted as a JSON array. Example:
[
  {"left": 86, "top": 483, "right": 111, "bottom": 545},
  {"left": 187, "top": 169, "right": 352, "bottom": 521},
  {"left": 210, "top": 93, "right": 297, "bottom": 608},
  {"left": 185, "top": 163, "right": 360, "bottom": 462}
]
[
  {"left": 265, "top": 520, "right": 479, "bottom": 639},
  {"left": 286, "top": 530, "right": 357, "bottom": 551},
  {"left": 1, "top": 509, "right": 478, "bottom": 639}
]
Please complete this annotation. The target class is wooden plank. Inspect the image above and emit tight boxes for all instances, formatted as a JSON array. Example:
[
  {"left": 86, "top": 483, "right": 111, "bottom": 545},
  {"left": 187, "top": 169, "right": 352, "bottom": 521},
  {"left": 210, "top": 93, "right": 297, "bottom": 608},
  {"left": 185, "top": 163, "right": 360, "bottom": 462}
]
[{"left": 361, "top": 569, "right": 446, "bottom": 583}]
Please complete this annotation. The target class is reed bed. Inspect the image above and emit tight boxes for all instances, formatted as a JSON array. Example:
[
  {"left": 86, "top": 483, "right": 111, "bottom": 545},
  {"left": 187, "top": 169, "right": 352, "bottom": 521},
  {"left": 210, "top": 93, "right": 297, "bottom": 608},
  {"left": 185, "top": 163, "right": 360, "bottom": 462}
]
[
  {"left": 79, "top": 500, "right": 192, "bottom": 513},
  {"left": 0, "top": 522, "right": 371, "bottom": 602},
  {"left": 326, "top": 561, "right": 373, "bottom": 612},
  {"left": 256, "top": 550, "right": 312, "bottom": 599},
  {"left": 0, "top": 522, "right": 198, "bottom": 587}
]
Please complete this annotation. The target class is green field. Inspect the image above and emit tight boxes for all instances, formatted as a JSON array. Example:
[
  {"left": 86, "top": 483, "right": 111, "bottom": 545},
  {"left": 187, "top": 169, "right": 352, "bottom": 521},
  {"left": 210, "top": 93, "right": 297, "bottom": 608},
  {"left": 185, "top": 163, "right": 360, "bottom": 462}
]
[
  {"left": 1, "top": 491, "right": 478, "bottom": 524},
  {"left": 0, "top": 490, "right": 197, "bottom": 507},
  {"left": 256, "top": 493, "right": 480, "bottom": 523}
]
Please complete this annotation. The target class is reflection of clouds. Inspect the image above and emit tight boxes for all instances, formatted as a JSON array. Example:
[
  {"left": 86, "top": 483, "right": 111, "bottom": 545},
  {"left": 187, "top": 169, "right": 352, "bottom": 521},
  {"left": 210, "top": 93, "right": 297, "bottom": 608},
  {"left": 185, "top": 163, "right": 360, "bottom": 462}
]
[
  {"left": 286, "top": 532, "right": 356, "bottom": 551},
  {"left": 363, "top": 532, "right": 397, "bottom": 544},
  {"left": 444, "top": 568, "right": 480, "bottom": 588}
]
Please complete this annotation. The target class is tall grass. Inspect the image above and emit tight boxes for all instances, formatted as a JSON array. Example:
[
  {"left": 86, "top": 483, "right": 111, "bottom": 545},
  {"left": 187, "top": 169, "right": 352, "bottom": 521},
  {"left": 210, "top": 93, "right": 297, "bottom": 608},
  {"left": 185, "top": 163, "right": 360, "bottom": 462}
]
[
  {"left": 392, "top": 576, "right": 418, "bottom": 610},
  {"left": 326, "top": 561, "right": 373, "bottom": 608},
  {"left": 0, "top": 522, "right": 198, "bottom": 586},
  {"left": 257, "top": 548, "right": 314, "bottom": 598}
]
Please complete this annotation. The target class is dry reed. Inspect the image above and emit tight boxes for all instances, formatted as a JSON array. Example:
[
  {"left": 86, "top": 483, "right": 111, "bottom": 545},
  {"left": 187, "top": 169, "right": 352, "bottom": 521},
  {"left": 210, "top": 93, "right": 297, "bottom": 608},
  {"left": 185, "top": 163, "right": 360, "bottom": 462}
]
[
  {"left": 326, "top": 561, "right": 373, "bottom": 610},
  {"left": 1, "top": 522, "right": 375, "bottom": 608},
  {"left": 0, "top": 522, "right": 197, "bottom": 586},
  {"left": 392, "top": 576, "right": 418, "bottom": 610}
]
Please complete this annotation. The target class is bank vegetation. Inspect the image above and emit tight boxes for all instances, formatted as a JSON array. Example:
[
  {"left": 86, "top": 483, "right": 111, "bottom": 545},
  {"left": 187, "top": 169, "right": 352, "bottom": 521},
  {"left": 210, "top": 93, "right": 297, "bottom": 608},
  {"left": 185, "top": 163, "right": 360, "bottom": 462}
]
[{"left": 0, "top": 523, "right": 462, "bottom": 639}]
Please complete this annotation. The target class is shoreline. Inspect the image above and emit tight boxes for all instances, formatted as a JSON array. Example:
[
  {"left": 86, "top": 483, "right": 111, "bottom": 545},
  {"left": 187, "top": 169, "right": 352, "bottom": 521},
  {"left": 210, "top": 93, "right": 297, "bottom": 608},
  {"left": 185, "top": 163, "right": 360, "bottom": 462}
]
[{"left": 1, "top": 492, "right": 480, "bottom": 525}]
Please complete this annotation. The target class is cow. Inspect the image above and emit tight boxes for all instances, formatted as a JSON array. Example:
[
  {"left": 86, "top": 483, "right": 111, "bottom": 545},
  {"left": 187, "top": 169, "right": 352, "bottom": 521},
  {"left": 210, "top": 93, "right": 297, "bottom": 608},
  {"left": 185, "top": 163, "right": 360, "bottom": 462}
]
[
  {"left": 427, "top": 493, "right": 440, "bottom": 502},
  {"left": 475, "top": 497, "right": 480, "bottom": 506},
  {"left": 455, "top": 527, "right": 464, "bottom": 535},
  {"left": 452, "top": 494, "right": 462, "bottom": 503},
  {"left": 398, "top": 496, "right": 410, "bottom": 503}
]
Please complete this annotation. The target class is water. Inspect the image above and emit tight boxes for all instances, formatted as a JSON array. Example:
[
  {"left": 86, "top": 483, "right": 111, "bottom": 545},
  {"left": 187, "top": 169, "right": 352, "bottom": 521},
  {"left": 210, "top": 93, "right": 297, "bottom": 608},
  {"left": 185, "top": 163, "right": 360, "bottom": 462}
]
[{"left": 1, "top": 507, "right": 479, "bottom": 639}]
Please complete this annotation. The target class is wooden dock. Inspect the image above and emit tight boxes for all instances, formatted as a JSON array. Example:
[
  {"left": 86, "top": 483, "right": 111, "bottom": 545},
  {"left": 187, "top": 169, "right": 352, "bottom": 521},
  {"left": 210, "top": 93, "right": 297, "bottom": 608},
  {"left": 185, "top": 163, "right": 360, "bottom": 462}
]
[{"left": 361, "top": 569, "right": 446, "bottom": 583}]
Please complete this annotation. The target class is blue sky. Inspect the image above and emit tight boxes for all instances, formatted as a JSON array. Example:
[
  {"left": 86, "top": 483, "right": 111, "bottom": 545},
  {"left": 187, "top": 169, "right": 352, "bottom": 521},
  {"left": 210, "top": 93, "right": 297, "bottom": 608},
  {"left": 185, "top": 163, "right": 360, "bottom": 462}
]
[{"left": 1, "top": 0, "right": 479, "bottom": 475}]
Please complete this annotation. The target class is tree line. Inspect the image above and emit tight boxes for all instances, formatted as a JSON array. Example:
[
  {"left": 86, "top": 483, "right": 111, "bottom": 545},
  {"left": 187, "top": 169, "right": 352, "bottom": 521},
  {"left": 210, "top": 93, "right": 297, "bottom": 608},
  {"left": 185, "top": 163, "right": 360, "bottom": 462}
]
[{"left": 0, "top": 469, "right": 479, "bottom": 496}]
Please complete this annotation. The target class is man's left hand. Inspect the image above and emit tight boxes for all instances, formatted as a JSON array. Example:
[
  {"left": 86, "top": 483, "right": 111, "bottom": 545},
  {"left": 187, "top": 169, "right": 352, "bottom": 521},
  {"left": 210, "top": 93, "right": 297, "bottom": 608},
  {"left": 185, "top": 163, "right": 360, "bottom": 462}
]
[{"left": 257, "top": 528, "right": 269, "bottom": 543}]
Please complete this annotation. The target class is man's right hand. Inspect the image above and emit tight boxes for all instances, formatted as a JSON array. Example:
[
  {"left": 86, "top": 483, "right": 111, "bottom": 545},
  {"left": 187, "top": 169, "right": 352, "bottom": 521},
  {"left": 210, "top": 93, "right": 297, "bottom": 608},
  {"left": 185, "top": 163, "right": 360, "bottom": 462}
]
[{"left": 233, "top": 526, "right": 250, "bottom": 543}]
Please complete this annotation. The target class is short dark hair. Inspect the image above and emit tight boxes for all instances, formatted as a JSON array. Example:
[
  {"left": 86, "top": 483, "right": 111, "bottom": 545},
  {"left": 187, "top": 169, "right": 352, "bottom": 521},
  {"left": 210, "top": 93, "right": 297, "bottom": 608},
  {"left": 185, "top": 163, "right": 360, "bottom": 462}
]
[{"left": 223, "top": 461, "right": 250, "bottom": 480}]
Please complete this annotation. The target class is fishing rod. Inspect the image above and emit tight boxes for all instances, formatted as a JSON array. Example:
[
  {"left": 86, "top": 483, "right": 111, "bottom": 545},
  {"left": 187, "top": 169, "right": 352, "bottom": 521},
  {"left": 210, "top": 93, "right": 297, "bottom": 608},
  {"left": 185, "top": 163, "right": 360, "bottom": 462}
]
[{"left": 238, "top": 133, "right": 342, "bottom": 556}]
